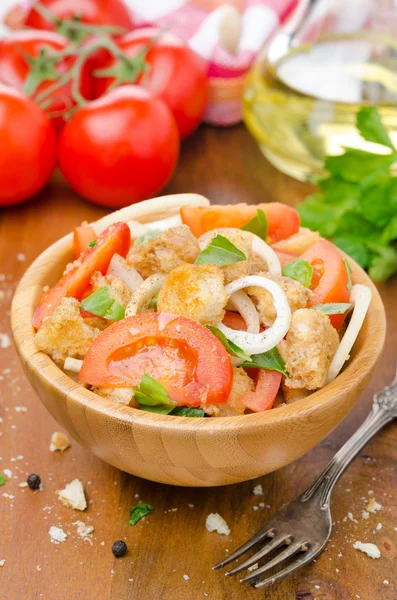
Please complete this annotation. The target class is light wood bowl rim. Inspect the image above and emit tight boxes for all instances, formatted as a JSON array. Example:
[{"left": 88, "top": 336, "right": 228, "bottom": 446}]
[{"left": 11, "top": 197, "right": 386, "bottom": 435}]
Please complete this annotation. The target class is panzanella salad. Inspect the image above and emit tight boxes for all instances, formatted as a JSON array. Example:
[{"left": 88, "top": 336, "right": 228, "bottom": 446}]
[{"left": 33, "top": 200, "right": 372, "bottom": 417}]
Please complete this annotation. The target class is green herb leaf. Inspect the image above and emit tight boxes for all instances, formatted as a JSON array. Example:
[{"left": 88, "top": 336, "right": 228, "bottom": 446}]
[
  {"left": 133, "top": 229, "right": 162, "bottom": 247},
  {"left": 312, "top": 303, "right": 352, "bottom": 315},
  {"left": 343, "top": 259, "right": 353, "bottom": 290},
  {"left": 148, "top": 294, "right": 158, "bottom": 309},
  {"left": 195, "top": 235, "right": 246, "bottom": 266},
  {"left": 205, "top": 325, "right": 252, "bottom": 362},
  {"left": 240, "top": 209, "right": 268, "bottom": 240},
  {"left": 129, "top": 503, "right": 154, "bottom": 526},
  {"left": 332, "top": 237, "right": 370, "bottom": 268},
  {"left": 0, "top": 473, "right": 5, "bottom": 486},
  {"left": 324, "top": 149, "right": 395, "bottom": 183},
  {"left": 88, "top": 239, "right": 97, "bottom": 249},
  {"left": 133, "top": 374, "right": 174, "bottom": 409},
  {"left": 170, "top": 406, "right": 205, "bottom": 417},
  {"left": 282, "top": 258, "right": 313, "bottom": 287},
  {"left": 241, "top": 347, "right": 288, "bottom": 377},
  {"left": 367, "top": 243, "right": 397, "bottom": 282},
  {"left": 81, "top": 287, "right": 125, "bottom": 321},
  {"left": 141, "top": 404, "right": 176, "bottom": 415},
  {"left": 356, "top": 106, "right": 395, "bottom": 150}
]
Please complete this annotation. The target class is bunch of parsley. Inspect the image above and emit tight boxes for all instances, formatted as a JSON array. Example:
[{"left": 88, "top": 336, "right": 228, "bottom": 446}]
[{"left": 297, "top": 107, "right": 397, "bottom": 281}]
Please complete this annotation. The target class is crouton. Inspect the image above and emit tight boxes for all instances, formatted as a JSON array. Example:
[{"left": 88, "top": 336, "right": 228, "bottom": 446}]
[
  {"left": 201, "top": 228, "right": 253, "bottom": 283},
  {"left": 205, "top": 367, "right": 254, "bottom": 416},
  {"left": 282, "top": 308, "right": 339, "bottom": 389},
  {"left": 126, "top": 225, "right": 200, "bottom": 278},
  {"left": 35, "top": 298, "right": 99, "bottom": 364},
  {"left": 272, "top": 227, "right": 320, "bottom": 255},
  {"left": 246, "top": 272, "right": 312, "bottom": 326},
  {"left": 157, "top": 263, "right": 229, "bottom": 325},
  {"left": 93, "top": 387, "right": 137, "bottom": 407},
  {"left": 281, "top": 383, "right": 311, "bottom": 404},
  {"left": 90, "top": 272, "right": 132, "bottom": 308}
]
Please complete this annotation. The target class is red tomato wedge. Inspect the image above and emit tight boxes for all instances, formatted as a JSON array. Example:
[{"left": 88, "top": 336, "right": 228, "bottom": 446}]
[
  {"left": 180, "top": 203, "right": 300, "bottom": 243},
  {"left": 32, "top": 222, "right": 130, "bottom": 329},
  {"left": 79, "top": 313, "right": 233, "bottom": 407},
  {"left": 274, "top": 249, "right": 299, "bottom": 267},
  {"left": 222, "top": 311, "right": 247, "bottom": 331},
  {"left": 300, "top": 239, "right": 350, "bottom": 329},
  {"left": 73, "top": 225, "right": 97, "bottom": 259},
  {"left": 242, "top": 370, "right": 282, "bottom": 412}
]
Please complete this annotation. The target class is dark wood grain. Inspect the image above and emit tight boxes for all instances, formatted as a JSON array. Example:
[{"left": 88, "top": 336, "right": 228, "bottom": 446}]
[{"left": 0, "top": 125, "right": 396, "bottom": 600}]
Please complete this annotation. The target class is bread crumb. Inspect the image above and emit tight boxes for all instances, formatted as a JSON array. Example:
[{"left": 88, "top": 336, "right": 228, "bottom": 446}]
[
  {"left": 0, "top": 560, "right": 5, "bottom": 567},
  {"left": 366, "top": 498, "right": 382, "bottom": 513},
  {"left": 50, "top": 432, "right": 71, "bottom": 452},
  {"left": 3, "top": 469, "right": 12, "bottom": 479},
  {"left": 15, "top": 406, "right": 28, "bottom": 413},
  {"left": 18, "top": 482, "right": 28, "bottom": 488},
  {"left": 376, "top": 523, "right": 382, "bottom": 531},
  {"left": 2, "top": 493, "right": 15, "bottom": 499},
  {"left": 183, "top": 575, "right": 190, "bottom": 581},
  {"left": 253, "top": 484, "right": 264, "bottom": 496},
  {"left": 36, "top": 565, "right": 41, "bottom": 572},
  {"left": 383, "top": 580, "right": 389, "bottom": 585},
  {"left": 73, "top": 521, "right": 94, "bottom": 543},
  {"left": 16, "top": 253, "right": 26, "bottom": 261},
  {"left": 347, "top": 512, "right": 358, "bottom": 524},
  {"left": 49, "top": 526, "right": 67, "bottom": 544},
  {"left": 361, "top": 511, "right": 369, "bottom": 520},
  {"left": 206, "top": 513, "right": 230, "bottom": 536},
  {"left": 353, "top": 541, "right": 381, "bottom": 559},
  {"left": 0, "top": 334, "right": 11, "bottom": 349},
  {"left": 57, "top": 479, "right": 87, "bottom": 511}
]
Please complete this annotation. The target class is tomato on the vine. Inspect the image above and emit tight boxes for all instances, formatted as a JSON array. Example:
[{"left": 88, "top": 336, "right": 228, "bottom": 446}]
[
  {"left": 94, "top": 28, "right": 209, "bottom": 139},
  {"left": 58, "top": 86, "right": 180, "bottom": 208},
  {"left": 0, "top": 85, "right": 56, "bottom": 206},
  {"left": 0, "top": 31, "right": 93, "bottom": 129}
]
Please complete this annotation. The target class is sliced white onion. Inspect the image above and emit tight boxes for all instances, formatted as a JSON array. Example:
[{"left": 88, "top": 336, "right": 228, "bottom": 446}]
[
  {"left": 217, "top": 276, "right": 291, "bottom": 354},
  {"left": 146, "top": 214, "right": 182, "bottom": 231},
  {"left": 64, "top": 357, "right": 83, "bottom": 373},
  {"left": 106, "top": 254, "right": 143, "bottom": 292},
  {"left": 197, "top": 228, "right": 281, "bottom": 275},
  {"left": 125, "top": 273, "right": 166, "bottom": 317},
  {"left": 326, "top": 284, "right": 372, "bottom": 383},
  {"left": 229, "top": 290, "right": 260, "bottom": 333},
  {"left": 126, "top": 220, "right": 148, "bottom": 238}
]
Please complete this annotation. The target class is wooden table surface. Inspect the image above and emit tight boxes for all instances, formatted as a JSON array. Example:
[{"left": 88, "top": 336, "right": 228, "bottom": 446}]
[{"left": 0, "top": 125, "right": 396, "bottom": 600}]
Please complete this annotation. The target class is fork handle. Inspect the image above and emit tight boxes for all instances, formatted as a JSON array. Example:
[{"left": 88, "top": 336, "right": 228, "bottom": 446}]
[{"left": 301, "top": 382, "right": 396, "bottom": 508}]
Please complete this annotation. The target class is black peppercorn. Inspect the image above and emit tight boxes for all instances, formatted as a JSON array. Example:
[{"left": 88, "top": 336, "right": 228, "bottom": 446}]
[
  {"left": 27, "top": 473, "right": 41, "bottom": 490},
  {"left": 112, "top": 540, "right": 127, "bottom": 558}
]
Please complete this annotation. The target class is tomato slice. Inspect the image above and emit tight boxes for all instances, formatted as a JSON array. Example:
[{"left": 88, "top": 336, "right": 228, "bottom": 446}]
[
  {"left": 300, "top": 239, "right": 350, "bottom": 329},
  {"left": 222, "top": 311, "right": 247, "bottom": 331},
  {"left": 73, "top": 225, "right": 97, "bottom": 259},
  {"left": 242, "top": 370, "right": 282, "bottom": 412},
  {"left": 79, "top": 313, "right": 233, "bottom": 407},
  {"left": 33, "top": 222, "right": 131, "bottom": 329},
  {"left": 180, "top": 203, "right": 300, "bottom": 243},
  {"left": 274, "top": 249, "right": 299, "bottom": 267}
]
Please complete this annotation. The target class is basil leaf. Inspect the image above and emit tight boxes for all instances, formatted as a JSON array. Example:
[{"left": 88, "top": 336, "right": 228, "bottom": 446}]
[
  {"left": 356, "top": 106, "right": 395, "bottom": 151},
  {"left": 241, "top": 347, "right": 288, "bottom": 377},
  {"left": 344, "top": 258, "right": 353, "bottom": 290},
  {"left": 312, "top": 303, "right": 352, "bottom": 315},
  {"left": 240, "top": 209, "right": 268, "bottom": 241},
  {"left": 88, "top": 239, "right": 97, "bottom": 248},
  {"left": 129, "top": 503, "right": 154, "bottom": 526},
  {"left": 205, "top": 325, "right": 252, "bottom": 362},
  {"left": 332, "top": 237, "right": 370, "bottom": 268},
  {"left": 0, "top": 473, "right": 5, "bottom": 486},
  {"left": 148, "top": 294, "right": 158, "bottom": 309},
  {"left": 282, "top": 258, "right": 313, "bottom": 287},
  {"left": 133, "top": 229, "right": 162, "bottom": 247},
  {"left": 367, "top": 243, "right": 397, "bottom": 282},
  {"left": 81, "top": 287, "right": 125, "bottom": 321},
  {"left": 133, "top": 374, "right": 173, "bottom": 408},
  {"left": 142, "top": 403, "right": 176, "bottom": 415},
  {"left": 195, "top": 235, "right": 246, "bottom": 266},
  {"left": 171, "top": 406, "right": 205, "bottom": 417}
]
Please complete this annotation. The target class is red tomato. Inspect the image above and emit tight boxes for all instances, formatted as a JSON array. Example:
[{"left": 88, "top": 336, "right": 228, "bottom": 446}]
[
  {"left": 24, "top": 0, "right": 133, "bottom": 32},
  {"left": 94, "top": 28, "right": 209, "bottom": 139},
  {"left": 222, "top": 311, "right": 247, "bottom": 331},
  {"left": 242, "top": 370, "right": 282, "bottom": 412},
  {"left": 274, "top": 249, "right": 299, "bottom": 267},
  {"left": 0, "top": 85, "right": 56, "bottom": 206},
  {"left": 73, "top": 225, "right": 97, "bottom": 258},
  {"left": 300, "top": 239, "right": 350, "bottom": 328},
  {"left": 79, "top": 313, "right": 233, "bottom": 406},
  {"left": 32, "top": 222, "right": 131, "bottom": 328},
  {"left": 0, "top": 31, "right": 92, "bottom": 128},
  {"left": 180, "top": 203, "right": 300, "bottom": 242},
  {"left": 58, "top": 86, "right": 180, "bottom": 208}
]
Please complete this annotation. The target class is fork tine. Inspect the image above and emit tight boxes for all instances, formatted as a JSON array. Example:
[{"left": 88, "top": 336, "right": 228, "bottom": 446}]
[
  {"left": 253, "top": 550, "right": 316, "bottom": 589},
  {"left": 240, "top": 542, "right": 307, "bottom": 583},
  {"left": 225, "top": 534, "right": 288, "bottom": 576},
  {"left": 213, "top": 528, "right": 274, "bottom": 570}
]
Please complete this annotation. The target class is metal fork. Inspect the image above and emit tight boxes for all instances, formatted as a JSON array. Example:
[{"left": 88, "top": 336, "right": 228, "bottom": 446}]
[{"left": 213, "top": 369, "right": 397, "bottom": 589}]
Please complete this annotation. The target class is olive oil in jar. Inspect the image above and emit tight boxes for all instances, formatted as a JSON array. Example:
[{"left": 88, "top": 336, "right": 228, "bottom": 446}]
[{"left": 243, "top": 32, "right": 397, "bottom": 181}]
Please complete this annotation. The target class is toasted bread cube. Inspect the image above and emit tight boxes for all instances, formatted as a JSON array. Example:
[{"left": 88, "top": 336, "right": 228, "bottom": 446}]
[
  {"left": 93, "top": 387, "right": 137, "bottom": 407},
  {"left": 157, "top": 263, "right": 229, "bottom": 325},
  {"left": 272, "top": 228, "right": 320, "bottom": 255},
  {"left": 90, "top": 272, "right": 132, "bottom": 308},
  {"left": 205, "top": 367, "right": 254, "bottom": 416},
  {"left": 126, "top": 225, "right": 200, "bottom": 278},
  {"left": 202, "top": 228, "right": 253, "bottom": 283}
]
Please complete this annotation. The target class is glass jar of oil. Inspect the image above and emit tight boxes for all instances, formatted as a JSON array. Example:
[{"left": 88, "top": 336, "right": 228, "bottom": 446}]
[{"left": 243, "top": 0, "right": 397, "bottom": 181}]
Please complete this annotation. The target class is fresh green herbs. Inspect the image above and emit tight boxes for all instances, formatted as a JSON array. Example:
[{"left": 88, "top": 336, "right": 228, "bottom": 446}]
[
  {"left": 312, "top": 303, "right": 352, "bottom": 315},
  {"left": 170, "top": 406, "right": 205, "bottom": 417},
  {"left": 80, "top": 287, "right": 125, "bottom": 321},
  {"left": 241, "top": 347, "right": 288, "bottom": 377},
  {"left": 240, "top": 209, "right": 268, "bottom": 241},
  {"left": 133, "top": 374, "right": 176, "bottom": 415},
  {"left": 148, "top": 294, "right": 158, "bottom": 309},
  {"left": 344, "top": 259, "right": 353, "bottom": 290},
  {"left": 0, "top": 473, "right": 5, "bottom": 486},
  {"left": 129, "top": 503, "right": 154, "bottom": 526},
  {"left": 297, "top": 107, "right": 397, "bottom": 282},
  {"left": 88, "top": 239, "right": 97, "bottom": 249},
  {"left": 195, "top": 235, "right": 246, "bottom": 266},
  {"left": 205, "top": 325, "right": 252, "bottom": 362},
  {"left": 133, "top": 229, "right": 162, "bottom": 247},
  {"left": 282, "top": 258, "right": 313, "bottom": 288}
]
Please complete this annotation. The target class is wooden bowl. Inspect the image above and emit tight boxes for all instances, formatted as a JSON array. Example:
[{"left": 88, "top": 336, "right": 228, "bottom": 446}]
[{"left": 11, "top": 195, "right": 386, "bottom": 487}]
